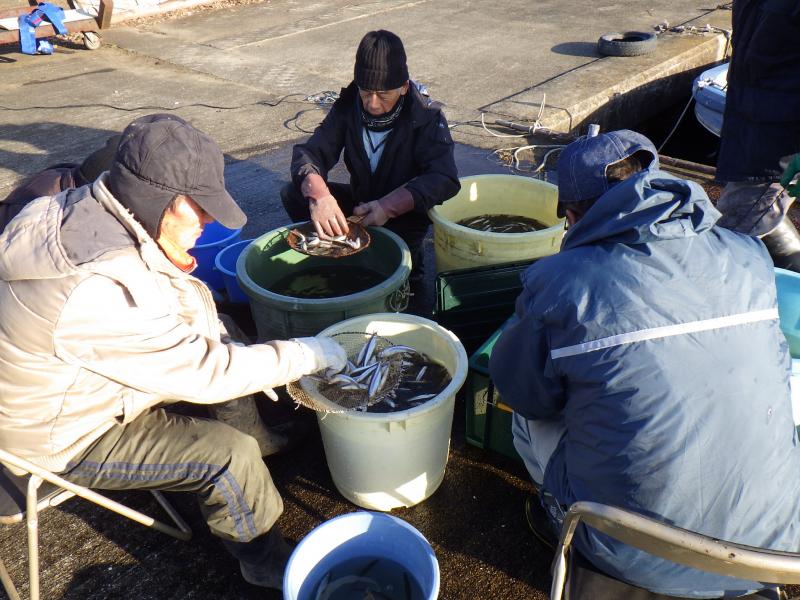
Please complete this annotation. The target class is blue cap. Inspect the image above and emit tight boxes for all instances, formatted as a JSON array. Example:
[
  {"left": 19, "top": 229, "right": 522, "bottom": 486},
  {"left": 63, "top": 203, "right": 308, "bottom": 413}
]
[{"left": 556, "top": 129, "right": 658, "bottom": 207}]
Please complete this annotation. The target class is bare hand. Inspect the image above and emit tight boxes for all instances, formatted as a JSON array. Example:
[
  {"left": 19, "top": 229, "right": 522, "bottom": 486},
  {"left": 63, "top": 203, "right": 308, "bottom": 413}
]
[
  {"left": 353, "top": 200, "right": 390, "bottom": 227},
  {"left": 309, "top": 195, "right": 350, "bottom": 237}
]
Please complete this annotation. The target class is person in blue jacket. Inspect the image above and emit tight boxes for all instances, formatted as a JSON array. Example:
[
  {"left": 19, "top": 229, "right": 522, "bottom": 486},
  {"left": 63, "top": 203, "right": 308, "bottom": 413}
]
[{"left": 489, "top": 129, "right": 800, "bottom": 598}]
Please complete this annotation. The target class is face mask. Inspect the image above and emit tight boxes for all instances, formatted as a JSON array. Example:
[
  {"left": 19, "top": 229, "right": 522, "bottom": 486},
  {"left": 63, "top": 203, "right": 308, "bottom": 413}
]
[{"left": 359, "top": 94, "right": 405, "bottom": 132}]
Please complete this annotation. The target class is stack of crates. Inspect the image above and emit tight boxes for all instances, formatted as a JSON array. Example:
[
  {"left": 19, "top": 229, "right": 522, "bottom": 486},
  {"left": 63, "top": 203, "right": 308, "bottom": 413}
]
[
  {"left": 464, "top": 317, "right": 521, "bottom": 460},
  {"left": 434, "top": 261, "right": 534, "bottom": 461}
]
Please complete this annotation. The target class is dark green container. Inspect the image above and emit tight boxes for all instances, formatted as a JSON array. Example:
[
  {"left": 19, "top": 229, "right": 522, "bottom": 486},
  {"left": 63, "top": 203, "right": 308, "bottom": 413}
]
[
  {"left": 237, "top": 224, "right": 411, "bottom": 341},
  {"left": 465, "top": 317, "right": 522, "bottom": 461},
  {"left": 434, "top": 260, "right": 533, "bottom": 356}
]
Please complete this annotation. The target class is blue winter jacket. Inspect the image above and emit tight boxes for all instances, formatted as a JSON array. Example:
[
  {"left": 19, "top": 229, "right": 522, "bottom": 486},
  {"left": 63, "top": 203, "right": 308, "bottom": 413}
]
[{"left": 490, "top": 170, "right": 800, "bottom": 598}]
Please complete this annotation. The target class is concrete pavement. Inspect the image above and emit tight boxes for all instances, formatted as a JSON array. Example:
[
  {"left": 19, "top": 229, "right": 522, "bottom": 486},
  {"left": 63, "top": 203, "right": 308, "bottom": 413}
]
[{"left": 0, "top": 1, "right": 736, "bottom": 598}]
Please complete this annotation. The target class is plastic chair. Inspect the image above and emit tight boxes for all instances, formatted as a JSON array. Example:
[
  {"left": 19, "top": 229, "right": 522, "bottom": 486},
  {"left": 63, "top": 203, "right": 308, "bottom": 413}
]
[
  {"left": 551, "top": 501, "right": 800, "bottom": 600},
  {"left": 0, "top": 448, "right": 192, "bottom": 600}
]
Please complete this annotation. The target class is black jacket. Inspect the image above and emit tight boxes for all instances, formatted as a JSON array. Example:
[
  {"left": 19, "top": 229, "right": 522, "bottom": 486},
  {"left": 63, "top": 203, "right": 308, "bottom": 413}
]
[
  {"left": 291, "top": 82, "right": 460, "bottom": 220},
  {"left": 1, "top": 164, "right": 82, "bottom": 233},
  {"left": 717, "top": 0, "right": 800, "bottom": 182}
]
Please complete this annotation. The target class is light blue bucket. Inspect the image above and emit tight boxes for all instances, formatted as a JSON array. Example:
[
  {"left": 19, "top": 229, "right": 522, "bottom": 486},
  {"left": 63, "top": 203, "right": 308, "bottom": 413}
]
[
  {"left": 775, "top": 268, "right": 800, "bottom": 358},
  {"left": 189, "top": 222, "right": 241, "bottom": 291},
  {"left": 214, "top": 239, "right": 252, "bottom": 303},
  {"left": 283, "top": 512, "right": 439, "bottom": 600}
]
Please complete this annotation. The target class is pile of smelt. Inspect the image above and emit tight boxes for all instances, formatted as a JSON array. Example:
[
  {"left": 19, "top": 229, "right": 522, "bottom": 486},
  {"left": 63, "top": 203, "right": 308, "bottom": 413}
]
[
  {"left": 313, "top": 334, "right": 450, "bottom": 412},
  {"left": 456, "top": 213, "right": 546, "bottom": 233},
  {"left": 291, "top": 228, "right": 362, "bottom": 255}
]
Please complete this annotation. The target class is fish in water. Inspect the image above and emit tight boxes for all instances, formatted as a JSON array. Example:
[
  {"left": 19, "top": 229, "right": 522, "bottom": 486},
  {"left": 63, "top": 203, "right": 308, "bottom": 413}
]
[
  {"left": 313, "top": 557, "right": 423, "bottom": 600},
  {"left": 314, "top": 337, "right": 450, "bottom": 412},
  {"left": 456, "top": 213, "right": 547, "bottom": 233}
]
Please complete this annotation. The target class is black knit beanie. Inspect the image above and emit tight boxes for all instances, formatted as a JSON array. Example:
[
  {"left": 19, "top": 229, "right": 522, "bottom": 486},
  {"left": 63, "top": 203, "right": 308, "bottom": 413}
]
[{"left": 354, "top": 30, "right": 409, "bottom": 91}]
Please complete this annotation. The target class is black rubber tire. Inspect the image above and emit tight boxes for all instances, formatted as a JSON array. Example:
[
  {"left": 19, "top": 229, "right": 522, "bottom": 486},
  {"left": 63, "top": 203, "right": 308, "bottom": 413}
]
[
  {"left": 597, "top": 31, "right": 657, "bottom": 57},
  {"left": 83, "top": 31, "right": 101, "bottom": 50}
]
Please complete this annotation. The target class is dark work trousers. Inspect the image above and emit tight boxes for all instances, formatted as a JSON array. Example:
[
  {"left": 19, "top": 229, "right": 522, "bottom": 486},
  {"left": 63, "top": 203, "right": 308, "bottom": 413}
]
[
  {"left": 280, "top": 182, "right": 429, "bottom": 292},
  {"left": 60, "top": 408, "right": 284, "bottom": 565}
]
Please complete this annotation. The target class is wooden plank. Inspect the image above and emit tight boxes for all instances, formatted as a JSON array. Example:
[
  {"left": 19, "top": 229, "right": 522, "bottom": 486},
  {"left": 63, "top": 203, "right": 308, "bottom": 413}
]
[
  {"left": 96, "top": 0, "right": 112, "bottom": 29},
  {"left": 0, "top": 17, "right": 99, "bottom": 45},
  {"left": 0, "top": 6, "right": 37, "bottom": 18}
]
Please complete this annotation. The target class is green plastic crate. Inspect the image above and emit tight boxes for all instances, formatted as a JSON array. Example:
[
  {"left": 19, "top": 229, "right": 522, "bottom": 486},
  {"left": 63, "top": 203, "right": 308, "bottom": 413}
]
[
  {"left": 433, "top": 260, "right": 534, "bottom": 357},
  {"left": 465, "top": 317, "right": 521, "bottom": 461}
]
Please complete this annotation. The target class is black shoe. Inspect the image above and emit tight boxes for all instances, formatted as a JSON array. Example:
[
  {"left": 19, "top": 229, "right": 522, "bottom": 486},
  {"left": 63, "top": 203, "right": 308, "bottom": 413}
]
[
  {"left": 762, "top": 217, "right": 800, "bottom": 273},
  {"left": 524, "top": 493, "right": 558, "bottom": 550},
  {"left": 257, "top": 420, "right": 311, "bottom": 457},
  {"left": 226, "top": 527, "right": 295, "bottom": 591},
  {"left": 239, "top": 536, "right": 294, "bottom": 590}
]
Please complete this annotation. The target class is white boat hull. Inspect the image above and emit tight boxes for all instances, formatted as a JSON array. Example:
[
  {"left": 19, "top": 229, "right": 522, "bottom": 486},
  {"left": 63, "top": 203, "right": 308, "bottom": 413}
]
[{"left": 691, "top": 62, "right": 728, "bottom": 138}]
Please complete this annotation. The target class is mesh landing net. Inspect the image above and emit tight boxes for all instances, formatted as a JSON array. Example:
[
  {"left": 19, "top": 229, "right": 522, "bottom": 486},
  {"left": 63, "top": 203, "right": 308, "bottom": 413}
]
[{"left": 286, "top": 332, "right": 405, "bottom": 413}]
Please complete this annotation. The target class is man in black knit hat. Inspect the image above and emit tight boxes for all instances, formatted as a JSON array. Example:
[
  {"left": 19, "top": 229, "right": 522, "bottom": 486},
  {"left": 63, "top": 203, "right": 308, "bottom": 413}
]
[{"left": 281, "top": 29, "right": 460, "bottom": 313}]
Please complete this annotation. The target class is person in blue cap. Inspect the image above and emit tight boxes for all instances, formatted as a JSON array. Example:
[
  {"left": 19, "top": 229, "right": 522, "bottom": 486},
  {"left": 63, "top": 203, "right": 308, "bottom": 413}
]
[{"left": 489, "top": 129, "right": 800, "bottom": 598}]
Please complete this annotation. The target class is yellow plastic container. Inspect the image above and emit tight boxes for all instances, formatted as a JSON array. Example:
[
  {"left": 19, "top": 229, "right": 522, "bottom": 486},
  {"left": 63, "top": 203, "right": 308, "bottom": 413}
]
[
  {"left": 316, "top": 313, "right": 468, "bottom": 511},
  {"left": 428, "top": 174, "right": 564, "bottom": 273}
]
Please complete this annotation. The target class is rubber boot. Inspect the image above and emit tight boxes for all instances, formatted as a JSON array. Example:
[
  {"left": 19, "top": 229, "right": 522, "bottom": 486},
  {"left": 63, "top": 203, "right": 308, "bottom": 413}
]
[
  {"left": 222, "top": 526, "right": 293, "bottom": 591},
  {"left": 760, "top": 217, "right": 800, "bottom": 273},
  {"left": 211, "top": 396, "right": 309, "bottom": 458}
]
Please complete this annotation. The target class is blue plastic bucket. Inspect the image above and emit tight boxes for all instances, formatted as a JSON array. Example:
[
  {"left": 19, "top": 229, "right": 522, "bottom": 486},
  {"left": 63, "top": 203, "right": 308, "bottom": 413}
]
[
  {"left": 189, "top": 221, "right": 241, "bottom": 291},
  {"left": 283, "top": 512, "right": 439, "bottom": 600},
  {"left": 775, "top": 268, "right": 800, "bottom": 358},
  {"left": 214, "top": 239, "right": 252, "bottom": 303}
]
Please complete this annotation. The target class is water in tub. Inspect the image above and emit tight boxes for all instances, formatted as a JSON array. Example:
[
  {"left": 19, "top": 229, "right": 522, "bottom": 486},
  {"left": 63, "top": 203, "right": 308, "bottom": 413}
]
[
  {"left": 456, "top": 213, "right": 548, "bottom": 233},
  {"left": 308, "top": 555, "right": 425, "bottom": 600},
  {"left": 270, "top": 265, "right": 384, "bottom": 298}
]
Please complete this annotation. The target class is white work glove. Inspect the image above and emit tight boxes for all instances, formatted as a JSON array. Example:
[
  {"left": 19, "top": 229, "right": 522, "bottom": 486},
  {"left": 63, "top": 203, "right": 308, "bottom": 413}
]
[{"left": 293, "top": 336, "right": 347, "bottom": 374}]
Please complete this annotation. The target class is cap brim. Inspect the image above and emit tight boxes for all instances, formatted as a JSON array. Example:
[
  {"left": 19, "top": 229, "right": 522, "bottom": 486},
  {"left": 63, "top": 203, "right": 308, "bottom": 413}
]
[{"left": 192, "top": 189, "right": 247, "bottom": 230}]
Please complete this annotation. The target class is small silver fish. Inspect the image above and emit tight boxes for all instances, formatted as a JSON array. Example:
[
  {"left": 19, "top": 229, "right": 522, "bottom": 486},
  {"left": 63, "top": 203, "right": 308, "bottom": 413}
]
[
  {"left": 353, "top": 363, "right": 380, "bottom": 383},
  {"left": 328, "top": 373, "right": 359, "bottom": 386},
  {"left": 367, "top": 364, "right": 383, "bottom": 398},
  {"left": 356, "top": 333, "right": 376, "bottom": 366},
  {"left": 407, "top": 393, "right": 436, "bottom": 402},
  {"left": 378, "top": 345, "right": 415, "bottom": 359},
  {"left": 350, "top": 362, "right": 378, "bottom": 376},
  {"left": 415, "top": 366, "right": 427, "bottom": 381},
  {"left": 361, "top": 333, "right": 378, "bottom": 367}
]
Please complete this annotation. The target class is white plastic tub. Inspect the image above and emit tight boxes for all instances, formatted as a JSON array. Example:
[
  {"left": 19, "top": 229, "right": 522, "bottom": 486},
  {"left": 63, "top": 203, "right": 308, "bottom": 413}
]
[
  {"left": 316, "top": 313, "right": 468, "bottom": 511},
  {"left": 428, "top": 174, "right": 563, "bottom": 273}
]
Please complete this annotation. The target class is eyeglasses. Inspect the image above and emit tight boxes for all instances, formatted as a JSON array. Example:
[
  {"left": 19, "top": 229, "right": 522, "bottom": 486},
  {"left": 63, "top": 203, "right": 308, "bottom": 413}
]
[{"left": 358, "top": 88, "right": 401, "bottom": 102}]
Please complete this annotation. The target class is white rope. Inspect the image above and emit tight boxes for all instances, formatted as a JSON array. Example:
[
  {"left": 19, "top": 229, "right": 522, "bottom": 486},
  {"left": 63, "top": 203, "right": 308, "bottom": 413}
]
[
  {"left": 481, "top": 112, "right": 529, "bottom": 138},
  {"left": 657, "top": 94, "right": 695, "bottom": 153}
]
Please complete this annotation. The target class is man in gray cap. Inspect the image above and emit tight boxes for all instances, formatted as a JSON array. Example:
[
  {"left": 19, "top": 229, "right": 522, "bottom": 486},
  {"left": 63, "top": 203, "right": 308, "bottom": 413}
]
[
  {"left": 489, "top": 130, "right": 800, "bottom": 597},
  {"left": 281, "top": 29, "right": 460, "bottom": 313},
  {"left": 0, "top": 114, "right": 347, "bottom": 590}
]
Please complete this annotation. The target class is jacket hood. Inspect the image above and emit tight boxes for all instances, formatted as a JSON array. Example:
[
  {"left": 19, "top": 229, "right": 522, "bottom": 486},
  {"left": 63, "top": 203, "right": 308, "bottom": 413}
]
[
  {"left": 0, "top": 190, "right": 79, "bottom": 282},
  {"left": 0, "top": 176, "right": 155, "bottom": 283},
  {"left": 561, "top": 170, "right": 721, "bottom": 250}
]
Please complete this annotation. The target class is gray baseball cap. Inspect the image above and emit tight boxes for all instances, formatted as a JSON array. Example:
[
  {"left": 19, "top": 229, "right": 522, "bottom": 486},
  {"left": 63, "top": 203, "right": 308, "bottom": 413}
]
[{"left": 109, "top": 115, "right": 246, "bottom": 239}]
